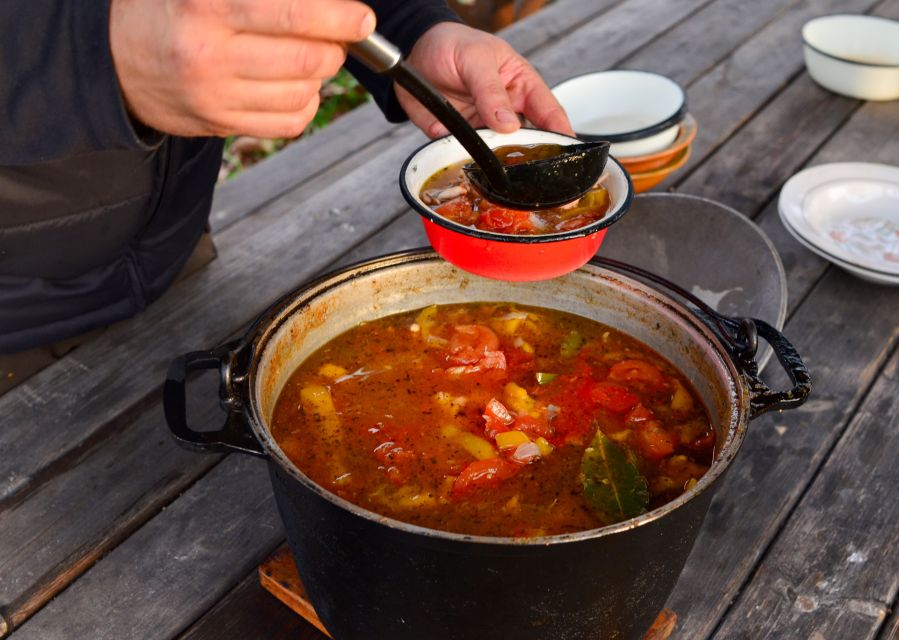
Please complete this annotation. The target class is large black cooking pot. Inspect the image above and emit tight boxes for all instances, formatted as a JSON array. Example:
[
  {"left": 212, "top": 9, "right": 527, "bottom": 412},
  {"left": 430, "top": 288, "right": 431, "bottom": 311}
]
[{"left": 164, "top": 251, "right": 810, "bottom": 640}]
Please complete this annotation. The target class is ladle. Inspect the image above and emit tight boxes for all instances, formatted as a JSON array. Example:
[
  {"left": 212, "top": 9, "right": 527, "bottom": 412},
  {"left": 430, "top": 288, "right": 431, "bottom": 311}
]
[{"left": 349, "top": 33, "right": 610, "bottom": 209}]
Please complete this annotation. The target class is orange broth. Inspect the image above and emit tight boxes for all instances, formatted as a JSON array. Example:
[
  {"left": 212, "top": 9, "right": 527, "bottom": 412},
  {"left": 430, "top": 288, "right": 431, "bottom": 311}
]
[
  {"left": 270, "top": 303, "right": 714, "bottom": 537},
  {"left": 420, "top": 144, "right": 612, "bottom": 235}
]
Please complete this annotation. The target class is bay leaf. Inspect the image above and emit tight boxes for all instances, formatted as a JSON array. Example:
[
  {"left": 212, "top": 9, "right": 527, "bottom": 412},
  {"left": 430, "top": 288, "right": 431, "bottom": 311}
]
[{"left": 581, "top": 428, "right": 650, "bottom": 524}]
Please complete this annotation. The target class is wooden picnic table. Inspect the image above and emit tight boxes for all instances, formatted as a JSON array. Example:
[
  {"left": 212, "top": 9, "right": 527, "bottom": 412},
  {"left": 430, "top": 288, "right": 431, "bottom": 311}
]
[{"left": 2, "top": 0, "right": 898, "bottom": 638}]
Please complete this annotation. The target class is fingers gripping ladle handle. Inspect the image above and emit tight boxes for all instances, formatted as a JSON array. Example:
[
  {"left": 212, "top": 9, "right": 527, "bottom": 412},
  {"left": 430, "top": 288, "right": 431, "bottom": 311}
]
[
  {"left": 348, "top": 34, "right": 512, "bottom": 192},
  {"left": 348, "top": 32, "right": 403, "bottom": 72}
]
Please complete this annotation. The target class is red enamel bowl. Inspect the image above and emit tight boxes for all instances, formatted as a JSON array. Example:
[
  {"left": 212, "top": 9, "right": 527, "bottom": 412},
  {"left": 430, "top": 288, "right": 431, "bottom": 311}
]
[{"left": 399, "top": 128, "right": 634, "bottom": 281}]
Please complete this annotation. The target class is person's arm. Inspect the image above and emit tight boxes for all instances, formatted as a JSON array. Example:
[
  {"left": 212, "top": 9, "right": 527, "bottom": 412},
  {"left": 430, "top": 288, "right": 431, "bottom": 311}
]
[
  {"left": 0, "top": 0, "right": 160, "bottom": 166},
  {"left": 343, "top": 0, "right": 462, "bottom": 122},
  {"left": 345, "top": 2, "right": 571, "bottom": 138}
]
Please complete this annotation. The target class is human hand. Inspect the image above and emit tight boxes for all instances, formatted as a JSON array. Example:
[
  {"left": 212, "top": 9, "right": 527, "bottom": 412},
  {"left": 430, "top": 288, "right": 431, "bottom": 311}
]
[
  {"left": 398, "top": 22, "right": 572, "bottom": 139},
  {"left": 109, "top": 0, "right": 376, "bottom": 138}
]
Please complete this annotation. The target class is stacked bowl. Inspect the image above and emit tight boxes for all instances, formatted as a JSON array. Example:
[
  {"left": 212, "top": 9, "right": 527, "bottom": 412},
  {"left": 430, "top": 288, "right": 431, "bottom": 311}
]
[{"left": 553, "top": 71, "right": 696, "bottom": 192}]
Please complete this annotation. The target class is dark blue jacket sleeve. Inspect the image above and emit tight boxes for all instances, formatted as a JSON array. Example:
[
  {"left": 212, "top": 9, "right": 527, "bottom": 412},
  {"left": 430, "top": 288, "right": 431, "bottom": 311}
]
[
  {"left": 0, "top": 0, "right": 161, "bottom": 165},
  {"left": 345, "top": 0, "right": 462, "bottom": 123}
]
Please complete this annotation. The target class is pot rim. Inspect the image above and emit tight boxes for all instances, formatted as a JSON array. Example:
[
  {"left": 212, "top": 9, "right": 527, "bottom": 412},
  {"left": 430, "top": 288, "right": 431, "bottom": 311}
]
[
  {"left": 244, "top": 250, "right": 748, "bottom": 547},
  {"left": 399, "top": 128, "right": 634, "bottom": 244}
]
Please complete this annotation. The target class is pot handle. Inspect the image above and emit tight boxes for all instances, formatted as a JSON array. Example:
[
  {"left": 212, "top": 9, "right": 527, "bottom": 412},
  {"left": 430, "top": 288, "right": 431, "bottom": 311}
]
[
  {"left": 164, "top": 345, "right": 267, "bottom": 458},
  {"left": 590, "top": 257, "right": 811, "bottom": 419}
]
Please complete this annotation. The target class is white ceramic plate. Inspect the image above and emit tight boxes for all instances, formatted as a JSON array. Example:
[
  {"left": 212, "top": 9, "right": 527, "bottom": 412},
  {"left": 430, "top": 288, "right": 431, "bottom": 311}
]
[{"left": 778, "top": 162, "right": 899, "bottom": 285}]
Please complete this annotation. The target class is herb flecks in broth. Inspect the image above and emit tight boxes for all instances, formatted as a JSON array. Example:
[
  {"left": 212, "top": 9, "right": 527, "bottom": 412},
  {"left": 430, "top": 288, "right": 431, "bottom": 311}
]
[{"left": 271, "top": 303, "right": 714, "bottom": 537}]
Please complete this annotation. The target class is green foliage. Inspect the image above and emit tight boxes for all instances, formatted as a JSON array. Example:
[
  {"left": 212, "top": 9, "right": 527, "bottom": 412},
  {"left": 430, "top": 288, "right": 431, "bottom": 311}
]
[{"left": 305, "top": 68, "right": 371, "bottom": 136}]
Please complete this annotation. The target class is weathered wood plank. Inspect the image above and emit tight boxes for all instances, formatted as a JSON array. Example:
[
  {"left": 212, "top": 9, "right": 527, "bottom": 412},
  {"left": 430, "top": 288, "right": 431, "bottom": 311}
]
[
  {"left": 178, "top": 569, "right": 325, "bottom": 640},
  {"left": 209, "top": 105, "right": 391, "bottom": 234},
  {"left": 878, "top": 606, "right": 899, "bottom": 640},
  {"left": 674, "top": 0, "right": 899, "bottom": 211},
  {"left": 530, "top": 0, "right": 713, "bottom": 86},
  {"left": 0, "top": 0, "right": 717, "bottom": 508},
  {"left": 675, "top": 75, "right": 860, "bottom": 216},
  {"left": 621, "top": 0, "right": 803, "bottom": 87},
  {"left": 669, "top": 56, "right": 899, "bottom": 639},
  {"left": 711, "top": 348, "right": 899, "bottom": 639},
  {"left": 11, "top": 455, "right": 284, "bottom": 640},
  {"left": 0, "top": 386, "right": 223, "bottom": 633},
  {"left": 676, "top": 0, "right": 880, "bottom": 177},
  {"left": 663, "top": 269, "right": 899, "bottom": 639},
  {"left": 208, "top": 0, "right": 624, "bottom": 234}
]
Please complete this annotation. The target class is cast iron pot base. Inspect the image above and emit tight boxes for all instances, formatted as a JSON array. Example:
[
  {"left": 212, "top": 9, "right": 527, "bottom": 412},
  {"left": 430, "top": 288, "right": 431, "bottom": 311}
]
[{"left": 258, "top": 544, "right": 680, "bottom": 640}]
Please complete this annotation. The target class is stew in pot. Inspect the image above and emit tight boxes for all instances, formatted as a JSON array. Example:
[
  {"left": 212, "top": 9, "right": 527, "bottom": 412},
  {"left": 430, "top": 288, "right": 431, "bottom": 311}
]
[{"left": 270, "top": 303, "right": 714, "bottom": 537}]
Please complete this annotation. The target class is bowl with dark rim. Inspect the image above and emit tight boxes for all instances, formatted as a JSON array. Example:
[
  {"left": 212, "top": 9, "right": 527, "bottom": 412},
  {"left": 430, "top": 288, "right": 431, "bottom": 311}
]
[
  {"left": 164, "top": 250, "right": 811, "bottom": 640},
  {"left": 552, "top": 71, "right": 687, "bottom": 157},
  {"left": 802, "top": 14, "right": 899, "bottom": 101},
  {"left": 400, "top": 128, "right": 633, "bottom": 282}
]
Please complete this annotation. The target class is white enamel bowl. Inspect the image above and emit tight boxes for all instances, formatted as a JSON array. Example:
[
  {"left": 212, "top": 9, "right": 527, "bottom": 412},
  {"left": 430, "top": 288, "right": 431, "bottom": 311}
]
[
  {"left": 802, "top": 14, "right": 899, "bottom": 101},
  {"left": 552, "top": 71, "right": 686, "bottom": 157}
]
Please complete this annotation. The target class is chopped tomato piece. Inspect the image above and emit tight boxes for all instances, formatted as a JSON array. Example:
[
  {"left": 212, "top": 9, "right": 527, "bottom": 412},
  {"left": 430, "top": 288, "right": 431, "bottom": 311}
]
[
  {"left": 685, "top": 430, "right": 716, "bottom": 454},
  {"left": 557, "top": 214, "right": 597, "bottom": 232},
  {"left": 609, "top": 359, "right": 667, "bottom": 390},
  {"left": 589, "top": 382, "right": 639, "bottom": 413},
  {"left": 483, "top": 398, "right": 514, "bottom": 439},
  {"left": 446, "top": 324, "right": 507, "bottom": 375},
  {"left": 451, "top": 458, "right": 520, "bottom": 498},
  {"left": 435, "top": 201, "right": 477, "bottom": 226},
  {"left": 479, "top": 207, "right": 535, "bottom": 234},
  {"left": 634, "top": 423, "right": 677, "bottom": 461},
  {"left": 625, "top": 403, "right": 655, "bottom": 426},
  {"left": 513, "top": 414, "right": 554, "bottom": 439},
  {"left": 448, "top": 325, "right": 500, "bottom": 362}
]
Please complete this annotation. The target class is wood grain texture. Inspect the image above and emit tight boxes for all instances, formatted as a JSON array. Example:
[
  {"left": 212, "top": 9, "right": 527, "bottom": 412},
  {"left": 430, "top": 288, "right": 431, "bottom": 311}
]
[
  {"left": 675, "top": 75, "right": 860, "bottom": 216},
  {"left": 677, "top": 0, "right": 880, "bottom": 177},
  {"left": 331, "top": 0, "right": 834, "bottom": 271},
  {"left": 179, "top": 568, "right": 325, "bottom": 640},
  {"left": 878, "top": 607, "right": 899, "bottom": 640},
  {"left": 11, "top": 455, "right": 284, "bottom": 640},
  {"left": 258, "top": 546, "right": 330, "bottom": 638},
  {"left": 664, "top": 268, "right": 899, "bottom": 639},
  {"left": 0, "top": 387, "right": 223, "bottom": 633},
  {"left": 712, "top": 349, "right": 899, "bottom": 639},
  {"left": 621, "top": 0, "right": 803, "bottom": 86},
  {"left": 530, "top": 0, "right": 713, "bottom": 86},
  {"left": 673, "top": 0, "right": 899, "bottom": 206}
]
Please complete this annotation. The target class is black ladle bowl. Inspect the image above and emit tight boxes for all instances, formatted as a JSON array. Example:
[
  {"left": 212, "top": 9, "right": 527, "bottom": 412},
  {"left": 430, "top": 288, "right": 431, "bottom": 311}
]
[
  {"left": 463, "top": 141, "right": 610, "bottom": 209},
  {"left": 349, "top": 34, "right": 609, "bottom": 210}
]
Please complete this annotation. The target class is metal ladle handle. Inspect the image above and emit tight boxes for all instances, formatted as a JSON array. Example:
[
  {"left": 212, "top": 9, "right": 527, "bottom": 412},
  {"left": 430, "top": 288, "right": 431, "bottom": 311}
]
[{"left": 348, "top": 34, "right": 512, "bottom": 192}]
